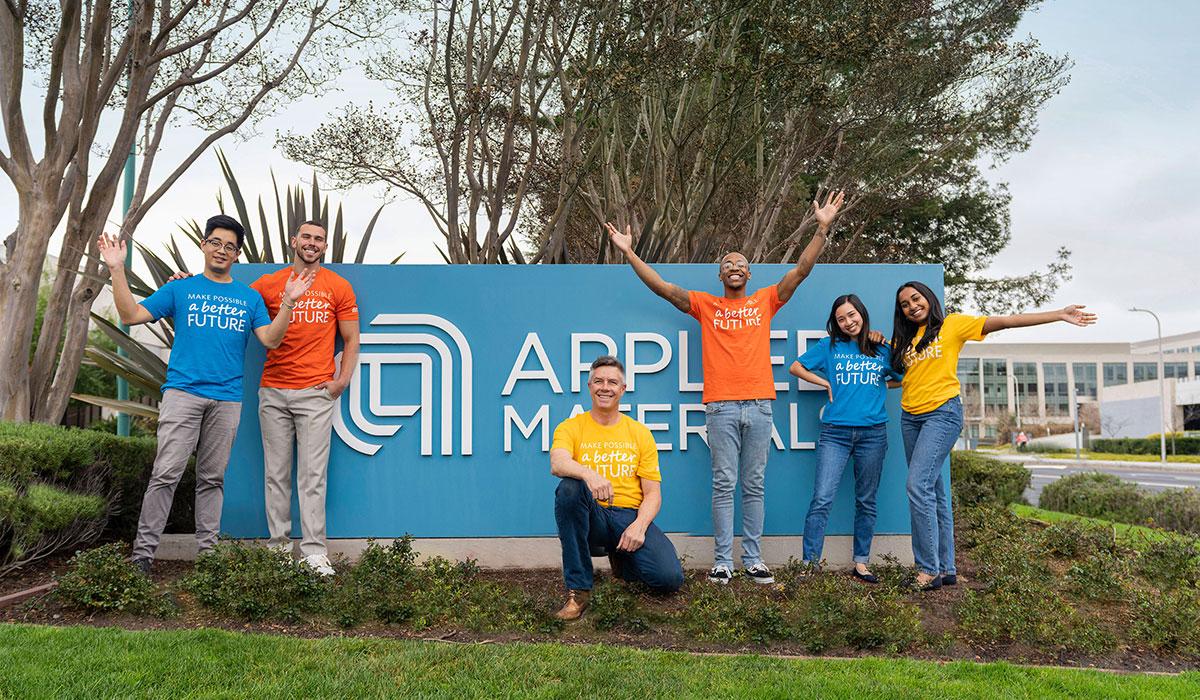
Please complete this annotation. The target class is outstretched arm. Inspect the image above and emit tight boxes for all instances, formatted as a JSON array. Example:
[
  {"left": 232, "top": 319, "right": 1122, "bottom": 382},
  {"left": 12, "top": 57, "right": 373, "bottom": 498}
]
[
  {"left": 982, "top": 305, "right": 1096, "bottom": 335},
  {"left": 605, "top": 222, "right": 691, "bottom": 313},
  {"left": 97, "top": 234, "right": 155, "bottom": 326},
  {"left": 777, "top": 191, "right": 844, "bottom": 303}
]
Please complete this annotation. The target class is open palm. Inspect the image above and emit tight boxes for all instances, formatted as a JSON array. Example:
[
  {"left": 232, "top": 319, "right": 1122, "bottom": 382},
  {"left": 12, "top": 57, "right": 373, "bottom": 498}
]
[
  {"left": 605, "top": 222, "right": 634, "bottom": 255},
  {"left": 1061, "top": 305, "right": 1097, "bottom": 327},
  {"left": 812, "top": 190, "right": 846, "bottom": 229}
]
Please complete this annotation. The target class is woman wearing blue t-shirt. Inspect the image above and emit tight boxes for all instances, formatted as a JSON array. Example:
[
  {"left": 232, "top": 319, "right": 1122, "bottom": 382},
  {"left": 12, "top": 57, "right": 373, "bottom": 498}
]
[{"left": 789, "top": 294, "right": 900, "bottom": 583}]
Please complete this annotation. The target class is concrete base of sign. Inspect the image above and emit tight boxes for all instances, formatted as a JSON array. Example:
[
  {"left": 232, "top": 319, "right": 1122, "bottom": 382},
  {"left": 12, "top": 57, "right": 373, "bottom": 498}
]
[{"left": 156, "top": 534, "right": 914, "bottom": 569}]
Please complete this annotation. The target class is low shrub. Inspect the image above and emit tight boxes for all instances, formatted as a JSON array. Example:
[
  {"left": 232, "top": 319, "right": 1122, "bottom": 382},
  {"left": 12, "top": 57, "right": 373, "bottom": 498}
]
[
  {"left": 1131, "top": 589, "right": 1200, "bottom": 655},
  {"left": 680, "top": 586, "right": 790, "bottom": 645},
  {"left": 1, "top": 481, "right": 110, "bottom": 574},
  {"left": 182, "top": 541, "right": 328, "bottom": 622},
  {"left": 1093, "top": 437, "right": 1200, "bottom": 456},
  {"left": 403, "top": 556, "right": 556, "bottom": 634},
  {"left": 1143, "top": 488, "right": 1200, "bottom": 535},
  {"left": 1038, "top": 472, "right": 1145, "bottom": 524},
  {"left": 950, "top": 452, "right": 1031, "bottom": 507},
  {"left": 787, "top": 575, "right": 922, "bottom": 654},
  {"left": 330, "top": 537, "right": 418, "bottom": 627},
  {"left": 1065, "top": 552, "right": 1130, "bottom": 601},
  {"left": 54, "top": 542, "right": 155, "bottom": 613},
  {"left": 957, "top": 587, "right": 1114, "bottom": 653},
  {"left": 1039, "top": 519, "right": 1118, "bottom": 559},
  {"left": 589, "top": 579, "right": 652, "bottom": 634},
  {"left": 1133, "top": 537, "right": 1200, "bottom": 590}
]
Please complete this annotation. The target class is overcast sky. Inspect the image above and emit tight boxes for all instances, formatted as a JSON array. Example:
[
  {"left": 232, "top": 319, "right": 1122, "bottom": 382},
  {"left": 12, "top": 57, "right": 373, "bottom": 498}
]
[{"left": 3, "top": 0, "right": 1196, "bottom": 345}]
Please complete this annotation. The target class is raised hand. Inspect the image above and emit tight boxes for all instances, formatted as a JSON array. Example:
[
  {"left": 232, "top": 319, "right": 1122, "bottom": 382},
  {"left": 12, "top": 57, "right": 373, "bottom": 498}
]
[
  {"left": 812, "top": 190, "right": 846, "bottom": 230},
  {"left": 604, "top": 222, "right": 634, "bottom": 255},
  {"left": 97, "top": 233, "right": 127, "bottom": 270},
  {"left": 166, "top": 271, "right": 192, "bottom": 283},
  {"left": 283, "top": 268, "right": 315, "bottom": 303},
  {"left": 1061, "top": 305, "right": 1097, "bottom": 327}
]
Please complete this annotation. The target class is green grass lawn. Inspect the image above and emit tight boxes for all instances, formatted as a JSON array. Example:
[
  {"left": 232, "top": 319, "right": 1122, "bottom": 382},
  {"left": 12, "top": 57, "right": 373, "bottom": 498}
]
[
  {"left": 1011, "top": 504, "right": 1185, "bottom": 546},
  {"left": 0, "top": 624, "right": 1197, "bottom": 699},
  {"left": 1039, "top": 451, "right": 1200, "bottom": 464}
]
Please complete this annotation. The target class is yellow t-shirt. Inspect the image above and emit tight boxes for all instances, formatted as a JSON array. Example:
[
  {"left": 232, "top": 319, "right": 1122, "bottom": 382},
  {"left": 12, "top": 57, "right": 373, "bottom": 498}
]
[
  {"left": 550, "top": 412, "right": 662, "bottom": 509},
  {"left": 900, "top": 313, "right": 988, "bottom": 415}
]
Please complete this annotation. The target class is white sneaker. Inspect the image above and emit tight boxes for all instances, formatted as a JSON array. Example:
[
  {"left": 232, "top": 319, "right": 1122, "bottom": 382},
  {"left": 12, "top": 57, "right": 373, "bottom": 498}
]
[
  {"left": 301, "top": 553, "right": 335, "bottom": 577},
  {"left": 708, "top": 564, "right": 734, "bottom": 585}
]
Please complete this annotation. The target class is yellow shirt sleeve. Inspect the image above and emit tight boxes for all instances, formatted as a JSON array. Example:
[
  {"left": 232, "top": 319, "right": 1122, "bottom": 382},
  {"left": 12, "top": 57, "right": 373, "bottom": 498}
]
[
  {"left": 550, "top": 417, "right": 578, "bottom": 454},
  {"left": 634, "top": 422, "right": 662, "bottom": 482},
  {"left": 949, "top": 314, "right": 988, "bottom": 343}
]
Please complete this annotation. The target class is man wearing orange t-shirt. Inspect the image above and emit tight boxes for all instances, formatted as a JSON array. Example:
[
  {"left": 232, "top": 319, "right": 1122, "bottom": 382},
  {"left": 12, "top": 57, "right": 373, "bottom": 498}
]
[
  {"left": 251, "top": 221, "right": 360, "bottom": 576},
  {"left": 605, "top": 192, "right": 844, "bottom": 585}
]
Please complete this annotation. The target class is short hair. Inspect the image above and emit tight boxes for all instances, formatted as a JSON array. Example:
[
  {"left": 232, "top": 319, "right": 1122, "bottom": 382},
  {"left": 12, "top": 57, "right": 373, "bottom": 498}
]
[
  {"left": 205, "top": 214, "right": 245, "bottom": 249},
  {"left": 589, "top": 355, "right": 625, "bottom": 378},
  {"left": 297, "top": 219, "right": 326, "bottom": 234}
]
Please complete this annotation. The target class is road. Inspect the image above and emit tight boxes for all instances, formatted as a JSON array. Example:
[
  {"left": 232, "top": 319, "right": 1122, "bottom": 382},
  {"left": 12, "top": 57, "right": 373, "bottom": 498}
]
[{"left": 1018, "top": 460, "right": 1200, "bottom": 506}]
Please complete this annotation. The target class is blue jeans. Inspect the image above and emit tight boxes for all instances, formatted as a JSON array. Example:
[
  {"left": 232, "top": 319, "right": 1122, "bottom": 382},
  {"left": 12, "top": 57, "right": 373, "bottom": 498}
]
[
  {"left": 802, "top": 423, "right": 887, "bottom": 565},
  {"left": 554, "top": 478, "right": 684, "bottom": 592},
  {"left": 901, "top": 397, "right": 962, "bottom": 577},
  {"left": 705, "top": 399, "right": 773, "bottom": 568}
]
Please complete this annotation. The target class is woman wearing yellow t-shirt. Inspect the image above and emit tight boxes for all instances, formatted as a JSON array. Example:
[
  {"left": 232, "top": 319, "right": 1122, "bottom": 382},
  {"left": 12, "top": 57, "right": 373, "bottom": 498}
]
[{"left": 889, "top": 281, "right": 1095, "bottom": 591}]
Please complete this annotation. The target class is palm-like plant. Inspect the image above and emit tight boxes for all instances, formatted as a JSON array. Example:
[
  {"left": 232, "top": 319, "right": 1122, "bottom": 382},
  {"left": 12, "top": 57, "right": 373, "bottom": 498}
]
[{"left": 73, "top": 151, "right": 398, "bottom": 417}]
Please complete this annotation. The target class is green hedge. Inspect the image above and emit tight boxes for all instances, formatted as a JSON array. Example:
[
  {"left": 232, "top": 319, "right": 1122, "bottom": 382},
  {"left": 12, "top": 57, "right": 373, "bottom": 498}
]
[
  {"left": 950, "top": 452, "right": 1031, "bottom": 507},
  {"left": 1091, "top": 437, "right": 1200, "bottom": 456},
  {"left": 1039, "top": 471, "right": 1200, "bottom": 535},
  {"left": 0, "top": 422, "right": 194, "bottom": 570}
]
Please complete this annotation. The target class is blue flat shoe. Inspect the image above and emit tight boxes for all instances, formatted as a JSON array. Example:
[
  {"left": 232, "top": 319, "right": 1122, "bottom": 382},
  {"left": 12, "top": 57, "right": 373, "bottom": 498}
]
[
  {"left": 851, "top": 568, "right": 879, "bottom": 584},
  {"left": 941, "top": 574, "right": 957, "bottom": 586},
  {"left": 919, "top": 575, "right": 942, "bottom": 592}
]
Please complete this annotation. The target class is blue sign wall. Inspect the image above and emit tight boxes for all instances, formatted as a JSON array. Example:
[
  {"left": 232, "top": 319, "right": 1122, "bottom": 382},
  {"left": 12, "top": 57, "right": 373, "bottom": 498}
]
[{"left": 222, "top": 263, "right": 946, "bottom": 539}]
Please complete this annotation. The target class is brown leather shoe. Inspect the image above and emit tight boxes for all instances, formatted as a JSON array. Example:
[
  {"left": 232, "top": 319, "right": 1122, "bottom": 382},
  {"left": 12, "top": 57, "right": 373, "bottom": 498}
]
[{"left": 554, "top": 590, "right": 590, "bottom": 621}]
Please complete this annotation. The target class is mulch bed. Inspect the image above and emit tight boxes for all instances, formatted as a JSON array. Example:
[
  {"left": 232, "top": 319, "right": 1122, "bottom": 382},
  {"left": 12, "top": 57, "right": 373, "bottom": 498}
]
[{"left": 2, "top": 547, "right": 1196, "bottom": 674}]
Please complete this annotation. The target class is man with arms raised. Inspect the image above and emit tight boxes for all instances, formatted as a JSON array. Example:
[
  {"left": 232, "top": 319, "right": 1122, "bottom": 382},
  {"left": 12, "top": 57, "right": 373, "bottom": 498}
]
[
  {"left": 551, "top": 356, "right": 684, "bottom": 621},
  {"left": 98, "top": 215, "right": 313, "bottom": 574},
  {"left": 250, "top": 221, "right": 360, "bottom": 576},
  {"left": 606, "top": 192, "right": 844, "bottom": 585}
]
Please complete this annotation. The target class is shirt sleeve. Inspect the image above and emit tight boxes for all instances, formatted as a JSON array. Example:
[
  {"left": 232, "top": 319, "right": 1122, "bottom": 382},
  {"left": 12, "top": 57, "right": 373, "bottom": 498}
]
[
  {"left": 550, "top": 418, "right": 578, "bottom": 455},
  {"left": 763, "top": 284, "right": 785, "bottom": 314},
  {"left": 687, "top": 290, "right": 706, "bottom": 320},
  {"left": 798, "top": 337, "right": 829, "bottom": 375},
  {"left": 336, "top": 279, "right": 360, "bottom": 321},
  {"left": 634, "top": 423, "right": 662, "bottom": 482},
  {"left": 950, "top": 314, "right": 988, "bottom": 342},
  {"left": 880, "top": 344, "right": 904, "bottom": 381},
  {"left": 139, "top": 284, "right": 175, "bottom": 322},
  {"left": 250, "top": 293, "right": 272, "bottom": 330}
]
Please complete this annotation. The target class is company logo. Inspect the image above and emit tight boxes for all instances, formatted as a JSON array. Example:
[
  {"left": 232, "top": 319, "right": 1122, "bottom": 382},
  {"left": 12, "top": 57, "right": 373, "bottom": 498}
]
[{"left": 332, "top": 314, "right": 473, "bottom": 457}]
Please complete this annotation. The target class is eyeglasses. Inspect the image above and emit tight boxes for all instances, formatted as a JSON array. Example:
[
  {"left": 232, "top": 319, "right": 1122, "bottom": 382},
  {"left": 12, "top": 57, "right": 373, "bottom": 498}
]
[{"left": 202, "top": 238, "right": 240, "bottom": 255}]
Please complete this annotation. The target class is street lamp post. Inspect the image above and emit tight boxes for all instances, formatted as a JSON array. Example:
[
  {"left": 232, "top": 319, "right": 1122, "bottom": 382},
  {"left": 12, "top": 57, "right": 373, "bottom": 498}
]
[{"left": 1130, "top": 307, "right": 1167, "bottom": 464}]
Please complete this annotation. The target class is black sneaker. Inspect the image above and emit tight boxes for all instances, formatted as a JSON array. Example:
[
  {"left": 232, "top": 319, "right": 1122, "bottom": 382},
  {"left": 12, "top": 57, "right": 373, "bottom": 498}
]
[
  {"left": 743, "top": 563, "right": 775, "bottom": 585},
  {"left": 131, "top": 557, "right": 152, "bottom": 576},
  {"left": 707, "top": 564, "right": 733, "bottom": 585}
]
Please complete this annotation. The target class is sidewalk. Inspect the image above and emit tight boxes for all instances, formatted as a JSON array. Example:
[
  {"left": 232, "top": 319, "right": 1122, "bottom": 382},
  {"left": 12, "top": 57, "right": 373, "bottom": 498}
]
[{"left": 981, "top": 451, "right": 1200, "bottom": 473}]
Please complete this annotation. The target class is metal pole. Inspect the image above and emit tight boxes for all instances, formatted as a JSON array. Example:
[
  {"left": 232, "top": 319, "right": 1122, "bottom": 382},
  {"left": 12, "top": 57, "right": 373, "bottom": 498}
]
[
  {"left": 117, "top": 0, "right": 135, "bottom": 438},
  {"left": 1069, "top": 375, "right": 1081, "bottom": 460},
  {"left": 1130, "top": 307, "right": 1167, "bottom": 464}
]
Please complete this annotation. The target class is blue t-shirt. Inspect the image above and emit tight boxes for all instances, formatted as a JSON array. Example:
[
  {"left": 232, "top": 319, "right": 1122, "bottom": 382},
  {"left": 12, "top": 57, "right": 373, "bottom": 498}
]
[
  {"left": 798, "top": 337, "right": 900, "bottom": 427},
  {"left": 140, "top": 275, "right": 272, "bottom": 402}
]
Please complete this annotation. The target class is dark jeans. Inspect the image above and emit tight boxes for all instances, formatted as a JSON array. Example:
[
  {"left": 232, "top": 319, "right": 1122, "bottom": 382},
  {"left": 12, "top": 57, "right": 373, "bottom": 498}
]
[
  {"left": 901, "top": 397, "right": 962, "bottom": 577},
  {"left": 801, "top": 423, "right": 887, "bottom": 564},
  {"left": 554, "top": 478, "right": 684, "bottom": 592}
]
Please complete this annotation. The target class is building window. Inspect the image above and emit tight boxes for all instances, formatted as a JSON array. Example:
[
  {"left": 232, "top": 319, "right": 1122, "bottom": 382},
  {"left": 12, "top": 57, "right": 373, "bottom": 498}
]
[
  {"left": 1165, "top": 362, "right": 1189, "bottom": 379},
  {"left": 1012, "top": 362, "right": 1038, "bottom": 418},
  {"left": 1044, "top": 363, "right": 1070, "bottom": 417},
  {"left": 958, "top": 358, "right": 981, "bottom": 417},
  {"left": 1073, "top": 362, "right": 1098, "bottom": 400},
  {"left": 982, "top": 359, "right": 1008, "bottom": 417},
  {"left": 1134, "top": 362, "right": 1158, "bottom": 383},
  {"left": 1104, "top": 362, "right": 1128, "bottom": 387}
]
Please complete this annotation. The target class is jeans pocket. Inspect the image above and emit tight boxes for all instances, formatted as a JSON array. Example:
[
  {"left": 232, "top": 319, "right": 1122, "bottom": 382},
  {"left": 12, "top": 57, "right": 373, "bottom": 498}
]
[
  {"left": 705, "top": 402, "right": 724, "bottom": 415},
  {"left": 755, "top": 399, "right": 773, "bottom": 415}
]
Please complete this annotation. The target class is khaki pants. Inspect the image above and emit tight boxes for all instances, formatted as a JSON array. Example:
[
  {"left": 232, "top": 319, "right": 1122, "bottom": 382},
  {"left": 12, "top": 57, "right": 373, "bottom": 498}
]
[
  {"left": 133, "top": 389, "right": 241, "bottom": 562},
  {"left": 259, "top": 386, "right": 336, "bottom": 558}
]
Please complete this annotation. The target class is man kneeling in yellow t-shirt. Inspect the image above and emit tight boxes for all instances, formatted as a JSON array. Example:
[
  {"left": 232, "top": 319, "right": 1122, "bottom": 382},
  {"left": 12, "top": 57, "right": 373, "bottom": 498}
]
[{"left": 550, "top": 356, "right": 685, "bottom": 621}]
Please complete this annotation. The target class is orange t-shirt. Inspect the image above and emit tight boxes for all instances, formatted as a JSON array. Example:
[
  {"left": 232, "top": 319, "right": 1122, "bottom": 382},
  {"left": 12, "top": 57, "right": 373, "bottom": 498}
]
[
  {"left": 688, "top": 285, "right": 785, "bottom": 403},
  {"left": 251, "top": 267, "right": 359, "bottom": 389}
]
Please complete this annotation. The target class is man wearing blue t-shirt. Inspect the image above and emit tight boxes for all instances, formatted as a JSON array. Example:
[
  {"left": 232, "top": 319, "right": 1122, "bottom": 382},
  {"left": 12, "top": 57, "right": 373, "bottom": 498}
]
[{"left": 98, "top": 215, "right": 314, "bottom": 574}]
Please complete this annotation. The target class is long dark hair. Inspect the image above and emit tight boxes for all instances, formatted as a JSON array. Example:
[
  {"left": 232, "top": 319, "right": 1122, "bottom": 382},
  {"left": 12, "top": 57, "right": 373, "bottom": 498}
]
[
  {"left": 827, "top": 294, "right": 880, "bottom": 357},
  {"left": 890, "top": 280, "right": 945, "bottom": 373}
]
